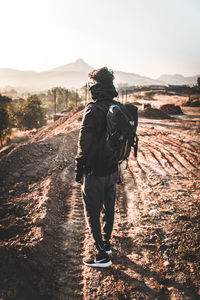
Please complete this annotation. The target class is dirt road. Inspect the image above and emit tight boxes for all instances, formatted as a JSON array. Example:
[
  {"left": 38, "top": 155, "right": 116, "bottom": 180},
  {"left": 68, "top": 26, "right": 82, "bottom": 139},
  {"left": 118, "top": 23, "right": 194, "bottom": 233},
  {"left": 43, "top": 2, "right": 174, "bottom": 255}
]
[
  {"left": 0, "top": 104, "right": 200, "bottom": 300},
  {"left": 54, "top": 117, "right": 200, "bottom": 300}
]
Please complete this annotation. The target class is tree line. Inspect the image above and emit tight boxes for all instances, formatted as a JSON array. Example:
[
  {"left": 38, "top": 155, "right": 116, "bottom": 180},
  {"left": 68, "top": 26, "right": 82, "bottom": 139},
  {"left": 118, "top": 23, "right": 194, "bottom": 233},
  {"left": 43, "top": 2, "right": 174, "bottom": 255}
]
[
  {"left": 0, "top": 87, "right": 83, "bottom": 147},
  {"left": 1, "top": 79, "right": 199, "bottom": 147}
]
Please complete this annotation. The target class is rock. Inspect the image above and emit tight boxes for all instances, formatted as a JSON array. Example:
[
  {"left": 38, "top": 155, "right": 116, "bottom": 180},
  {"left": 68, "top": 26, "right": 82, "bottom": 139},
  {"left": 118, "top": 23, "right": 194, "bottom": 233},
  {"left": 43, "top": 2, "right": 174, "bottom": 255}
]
[
  {"left": 139, "top": 108, "right": 171, "bottom": 119},
  {"left": 148, "top": 209, "right": 160, "bottom": 218},
  {"left": 38, "top": 278, "right": 46, "bottom": 295},
  {"left": 13, "top": 172, "right": 20, "bottom": 177},
  {"left": 142, "top": 103, "right": 151, "bottom": 110},
  {"left": 33, "top": 212, "right": 46, "bottom": 226},
  {"left": 24, "top": 169, "right": 37, "bottom": 177},
  {"left": 177, "top": 214, "right": 188, "bottom": 221},
  {"left": 15, "top": 206, "right": 25, "bottom": 217},
  {"left": 160, "top": 104, "right": 183, "bottom": 114},
  {"left": 182, "top": 95, "right": 200, "bottom": 107},
  {"left": 163, "top": 260, "right": 170, "bottom": 267},
  {"left": 9, "top": 189, "right": 15, "bottom": 194}
]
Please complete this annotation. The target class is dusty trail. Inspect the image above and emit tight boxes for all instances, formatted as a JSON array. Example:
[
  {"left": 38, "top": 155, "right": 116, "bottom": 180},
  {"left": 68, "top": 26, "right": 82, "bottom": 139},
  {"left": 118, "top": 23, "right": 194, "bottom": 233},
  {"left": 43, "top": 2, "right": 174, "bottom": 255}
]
[
  {"left": 53, "top": 183, "right": 85, "bottom": 300},
  {"left": 70, "top": 123, "right": 200, "bottom": 300}
]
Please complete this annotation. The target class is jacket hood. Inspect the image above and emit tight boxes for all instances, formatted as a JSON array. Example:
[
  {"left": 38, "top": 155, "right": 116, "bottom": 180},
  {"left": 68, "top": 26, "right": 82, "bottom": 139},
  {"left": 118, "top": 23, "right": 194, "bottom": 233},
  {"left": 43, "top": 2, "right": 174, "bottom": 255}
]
[{"left": 89, "top": 82, "right": 118, "bottom": 101}]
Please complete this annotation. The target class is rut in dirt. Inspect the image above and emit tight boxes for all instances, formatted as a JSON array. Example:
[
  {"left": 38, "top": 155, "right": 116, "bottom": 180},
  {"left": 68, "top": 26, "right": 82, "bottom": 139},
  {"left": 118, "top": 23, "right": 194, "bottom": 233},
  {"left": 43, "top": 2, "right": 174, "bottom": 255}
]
[{"left": 53, "top": 183, "right": 86, "bottom": 300}]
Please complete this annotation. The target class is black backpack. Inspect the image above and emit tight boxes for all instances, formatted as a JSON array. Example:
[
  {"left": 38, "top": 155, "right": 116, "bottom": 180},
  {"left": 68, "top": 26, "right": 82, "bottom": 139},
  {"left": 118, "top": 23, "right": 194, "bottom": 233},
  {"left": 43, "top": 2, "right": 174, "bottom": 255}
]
[{"left": 95, "top": 101, "right": 138, "bottom": 164}]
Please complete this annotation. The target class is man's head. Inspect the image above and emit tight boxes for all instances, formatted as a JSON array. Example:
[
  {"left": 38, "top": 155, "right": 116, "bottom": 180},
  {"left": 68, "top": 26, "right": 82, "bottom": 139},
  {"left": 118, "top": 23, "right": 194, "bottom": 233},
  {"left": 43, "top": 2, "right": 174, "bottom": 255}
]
[
  {"left": 89, "top": 67, "right": 115, "bottom": 85},
  {"left": 88, "top": 67, "right": 118, "bottom": 101}
]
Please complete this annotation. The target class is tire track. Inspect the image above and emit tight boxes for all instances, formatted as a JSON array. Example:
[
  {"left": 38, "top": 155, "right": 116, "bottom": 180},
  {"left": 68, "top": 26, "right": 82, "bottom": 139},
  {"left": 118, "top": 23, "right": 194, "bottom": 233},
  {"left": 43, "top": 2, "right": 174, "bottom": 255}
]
[
  {"left": 146, "top": 145, "right": 176, "bottom": 175},
  {"left": 168, "top": 149, "right": 199, "bottom": 177},
  {"left": 149, "top": 137, "right": 200, "bottom": 172},
  {"left": 128, "top": 150, "right": 166, "bottom": 206},
  {"left": 127, "top": 158, "right": 149, "bottom": 204},
  {"left": 146, "top": 141, "right": 189, "bottom": 176},
  {"left": 141, "top": 140, "right": 179, "bottom": 175},
  {"left": 139, "top": 147, "right": 169, "bottom": 177},
  {"left": 119, "top": 166, "right": 141, "bottom": 225},
  {"left": 137, "top": 137, "right": 199, "bottom": 188},
  {"left": 54, "top": 184, "right": 85, "bottom": 300},
  {"left": 158, "top": 135, "right": 199, "bottom": 156}
]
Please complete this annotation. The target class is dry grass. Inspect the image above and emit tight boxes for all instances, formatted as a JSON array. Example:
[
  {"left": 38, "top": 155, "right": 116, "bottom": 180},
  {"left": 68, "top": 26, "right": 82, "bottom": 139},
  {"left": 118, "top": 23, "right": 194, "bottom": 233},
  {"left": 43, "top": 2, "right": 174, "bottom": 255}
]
[{"left": 2, "top": 128, "right": 30, "bottom": 147}]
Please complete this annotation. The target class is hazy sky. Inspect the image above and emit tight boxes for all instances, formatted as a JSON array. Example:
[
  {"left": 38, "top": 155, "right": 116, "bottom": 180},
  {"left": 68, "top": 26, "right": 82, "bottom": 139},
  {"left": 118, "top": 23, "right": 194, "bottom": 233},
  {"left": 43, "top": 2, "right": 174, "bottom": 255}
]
[{"left": 0, "top": 0, "right": 199, "bottom": 78}]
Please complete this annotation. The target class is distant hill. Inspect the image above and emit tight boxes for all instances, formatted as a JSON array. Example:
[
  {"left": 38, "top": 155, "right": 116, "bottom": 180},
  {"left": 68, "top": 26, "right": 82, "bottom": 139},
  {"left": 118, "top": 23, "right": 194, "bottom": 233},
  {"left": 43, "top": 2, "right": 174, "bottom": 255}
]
[
  {"left": 0, "top": 59, "right": 198, "bottom": 91},
  {"left": 50, "top": 59, "right": 93, "bottom": 73},
  {"left": 0, "top": 60, "right": 91, "bottom": 91},
  {"left": 114, "top": 70, "right": 164, "bottom": 86},
  {"left": 0, "top": 69, "right": 38, "bottom": 91},
  {"left": 157, "top": 74, "right": 199, "bottom": 86}
]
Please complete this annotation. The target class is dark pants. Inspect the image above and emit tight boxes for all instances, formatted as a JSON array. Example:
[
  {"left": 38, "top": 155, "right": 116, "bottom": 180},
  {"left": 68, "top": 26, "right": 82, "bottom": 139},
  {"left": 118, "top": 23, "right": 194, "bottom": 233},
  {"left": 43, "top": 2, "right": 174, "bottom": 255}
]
[{"left": 81, "top": 171, "right": 118, "bottom": 249}]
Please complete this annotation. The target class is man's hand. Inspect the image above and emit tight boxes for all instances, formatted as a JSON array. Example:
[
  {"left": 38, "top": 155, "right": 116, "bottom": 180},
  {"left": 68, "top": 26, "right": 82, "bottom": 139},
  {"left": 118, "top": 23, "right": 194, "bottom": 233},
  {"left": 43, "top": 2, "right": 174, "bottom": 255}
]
[
  {"left": 75, "top": 171, "right": 83, "bottom": 183},
  {"left": 75, "top": 163, "right": 84, "bottom": 183}
]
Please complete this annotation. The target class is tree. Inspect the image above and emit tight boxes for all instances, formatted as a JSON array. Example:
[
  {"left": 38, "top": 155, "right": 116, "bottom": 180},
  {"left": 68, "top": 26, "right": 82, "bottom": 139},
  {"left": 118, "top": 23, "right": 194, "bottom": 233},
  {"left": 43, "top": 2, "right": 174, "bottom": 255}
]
[
  {"left": 14, "top": 95, "right": 47, "bottom": 130},
  {"left": 0, "top": 94, "right": 12, "bottom": 146},
  {"left": 37, "top": 87, "right": 83, "bottom": 116},
  {"left": 197, "top": 77, "right": 200, "bottom": 90}
]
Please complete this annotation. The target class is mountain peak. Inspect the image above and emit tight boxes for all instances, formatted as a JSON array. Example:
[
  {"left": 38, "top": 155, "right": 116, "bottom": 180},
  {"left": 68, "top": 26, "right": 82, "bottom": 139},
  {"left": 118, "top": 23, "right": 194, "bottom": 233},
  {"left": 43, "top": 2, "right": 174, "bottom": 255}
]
[
  {"left": 75, "top": 58, "right": 86, "bottom": 64},
  {"left": 51, "top": 59, "right": 93, "bottom": 73}
]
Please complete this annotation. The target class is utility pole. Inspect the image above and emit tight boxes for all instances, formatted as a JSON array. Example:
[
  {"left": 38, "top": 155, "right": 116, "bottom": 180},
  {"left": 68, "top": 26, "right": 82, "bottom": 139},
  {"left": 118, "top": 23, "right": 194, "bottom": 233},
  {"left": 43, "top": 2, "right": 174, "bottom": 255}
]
[
  {"left": 117, "top": 89, "right": 119, "bottom": 101},
  {"left": 53, "top": 88, "right": 57, "bottom": 115},
  {"left": 65, "top": 89, "right": 68, "bottom": 109},
  {"left": 76, "top": 89, "right": 78, "bottom": 107},
  {"left": 122, "top": 90, "right": 124, "bottom": 104},
  {"left": 125, "top": 90, "right": 128, "bottom": 103},
  {"left": 85, "top": 83, "right": 88, "bottom": 106}
]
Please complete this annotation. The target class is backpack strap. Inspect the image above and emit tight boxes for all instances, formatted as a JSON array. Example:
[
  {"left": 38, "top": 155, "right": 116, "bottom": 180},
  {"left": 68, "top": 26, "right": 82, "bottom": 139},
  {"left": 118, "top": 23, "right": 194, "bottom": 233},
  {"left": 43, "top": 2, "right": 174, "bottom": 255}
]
[
  {"left": 133, "top": 135, "right": 139, "bottom": 158},
  {"left": 94, "top": 102, "right": 109, "bottom": 114}
]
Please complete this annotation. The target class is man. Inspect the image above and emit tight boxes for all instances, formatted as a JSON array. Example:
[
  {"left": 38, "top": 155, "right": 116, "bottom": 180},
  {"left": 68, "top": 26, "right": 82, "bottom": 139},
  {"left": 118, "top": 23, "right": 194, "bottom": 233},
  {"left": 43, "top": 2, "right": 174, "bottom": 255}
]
[{"left": 75, "top": 67, "right": 119, "bottom": 267}]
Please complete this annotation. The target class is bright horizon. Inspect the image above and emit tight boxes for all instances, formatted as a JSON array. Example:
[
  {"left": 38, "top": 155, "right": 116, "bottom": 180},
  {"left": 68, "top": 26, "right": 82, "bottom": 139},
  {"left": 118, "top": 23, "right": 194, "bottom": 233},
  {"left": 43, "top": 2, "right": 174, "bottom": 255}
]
[{"left": 0, "top": 0, "right": 199, "bottom": 78}]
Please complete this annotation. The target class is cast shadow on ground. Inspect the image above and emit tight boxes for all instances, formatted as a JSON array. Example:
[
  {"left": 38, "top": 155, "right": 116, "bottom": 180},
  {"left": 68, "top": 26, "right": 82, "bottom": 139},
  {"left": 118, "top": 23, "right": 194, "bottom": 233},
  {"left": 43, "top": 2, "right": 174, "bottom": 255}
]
[{"left": 95, "top": 236, "right": 199, "bottom": 300}]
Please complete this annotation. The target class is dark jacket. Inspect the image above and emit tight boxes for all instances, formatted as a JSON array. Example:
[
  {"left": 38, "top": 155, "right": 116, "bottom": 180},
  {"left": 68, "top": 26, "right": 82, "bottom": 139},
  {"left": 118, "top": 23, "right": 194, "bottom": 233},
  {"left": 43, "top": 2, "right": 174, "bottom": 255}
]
[{"left": 75, "top": 83, "right": 118, "bottom": 177}]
